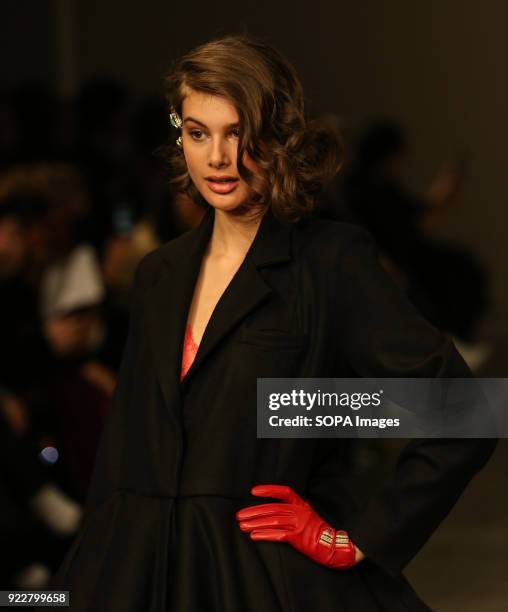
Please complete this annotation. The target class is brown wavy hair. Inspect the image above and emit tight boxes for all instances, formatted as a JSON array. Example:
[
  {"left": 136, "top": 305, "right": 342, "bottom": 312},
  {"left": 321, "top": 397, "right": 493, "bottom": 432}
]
[{"left": 162, "top": 34, "right": 344, "bottom": 222}]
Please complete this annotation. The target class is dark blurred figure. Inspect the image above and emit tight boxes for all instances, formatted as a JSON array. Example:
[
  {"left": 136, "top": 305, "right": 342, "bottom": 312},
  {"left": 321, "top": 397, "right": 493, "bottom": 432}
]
[
  {"left": 73, "top": 77, "right": 136, "bottom": 256},
  {"left": 94, "top": 95, "right": 205, "bottom": 304},
  {"left": 7, "top": 84, "right": 63, "bottom": 166},
  {"left": 341, "top": 118, "right": 489, "bottom": 342},
  {"left": 0, "top": 195, "right": 82, "bottom": 589},
  {"left": 0, "top": 194, "right": 53, "bottom": 398},
  {"left": 0, "top": 92, "right": 19, "bottom": 170}
]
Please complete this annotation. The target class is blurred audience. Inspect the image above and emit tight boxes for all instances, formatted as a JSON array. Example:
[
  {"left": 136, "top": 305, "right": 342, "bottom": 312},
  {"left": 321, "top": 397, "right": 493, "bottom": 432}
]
[{"left": 0, "top": 195, "right": 82, "bottom": 588}]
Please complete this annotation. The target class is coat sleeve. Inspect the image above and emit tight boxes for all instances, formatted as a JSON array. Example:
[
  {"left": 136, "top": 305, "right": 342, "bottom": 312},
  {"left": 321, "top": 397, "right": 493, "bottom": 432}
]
[{"left": 333, "top": 225, "right": 497, "bottom": 576}]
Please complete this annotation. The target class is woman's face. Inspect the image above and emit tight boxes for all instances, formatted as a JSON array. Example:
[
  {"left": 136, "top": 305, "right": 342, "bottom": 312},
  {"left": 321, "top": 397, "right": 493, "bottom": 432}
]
[{"left": 181, "top": 90, "right": 259, "bottom": 214}]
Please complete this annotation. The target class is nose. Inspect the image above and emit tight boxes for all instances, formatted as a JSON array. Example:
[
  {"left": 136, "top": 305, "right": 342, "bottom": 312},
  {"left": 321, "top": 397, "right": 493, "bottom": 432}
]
[{"left": 208, "top": 136, "right": 230, "bottom": 169}]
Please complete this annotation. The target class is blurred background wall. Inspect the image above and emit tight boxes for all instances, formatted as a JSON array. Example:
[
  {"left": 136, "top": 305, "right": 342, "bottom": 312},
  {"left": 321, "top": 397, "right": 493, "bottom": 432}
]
[{"left": 2, "top": 0, "right": 507, "bottom": 338}]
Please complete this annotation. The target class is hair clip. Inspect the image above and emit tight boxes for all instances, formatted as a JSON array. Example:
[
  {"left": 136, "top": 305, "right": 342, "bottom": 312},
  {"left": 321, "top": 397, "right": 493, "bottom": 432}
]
[
  {"left": 169, "top": 107, "right": 183, "bottom": 129},
  {"left": 176, "top": 136, "right": 183, "bottom": 148}
]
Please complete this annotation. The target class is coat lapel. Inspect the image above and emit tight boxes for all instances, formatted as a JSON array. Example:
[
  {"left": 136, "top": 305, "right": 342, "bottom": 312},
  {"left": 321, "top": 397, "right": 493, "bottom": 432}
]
[{"left": 144, "top": 205, "right": 293, "bottom": 423}]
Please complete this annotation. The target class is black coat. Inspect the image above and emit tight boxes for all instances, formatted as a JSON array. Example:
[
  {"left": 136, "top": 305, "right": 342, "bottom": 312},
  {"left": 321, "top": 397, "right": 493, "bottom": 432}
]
[{"left": 50, "top": 206, "right": 496, "bottom": 611}]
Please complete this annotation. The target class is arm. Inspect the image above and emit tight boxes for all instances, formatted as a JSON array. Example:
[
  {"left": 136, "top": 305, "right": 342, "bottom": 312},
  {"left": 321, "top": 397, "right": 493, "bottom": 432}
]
[{"left": 335, "top": 226, "right": 497, "bottom": 576}]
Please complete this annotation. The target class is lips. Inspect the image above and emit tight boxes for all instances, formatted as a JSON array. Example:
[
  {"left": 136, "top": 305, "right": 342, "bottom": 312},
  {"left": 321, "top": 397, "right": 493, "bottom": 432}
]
[{"left": 205, "top": 176, "right": 239, "bottom": 195}]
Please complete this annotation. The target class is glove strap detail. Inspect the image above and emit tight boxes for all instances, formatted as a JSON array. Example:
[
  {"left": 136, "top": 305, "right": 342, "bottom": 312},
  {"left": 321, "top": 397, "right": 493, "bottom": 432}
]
[
  {"left": 335, "top": 531, "right": 351, "bottom": 548},
  {"left": 318, "top": 526, "right": 335, "bottom": 547}
]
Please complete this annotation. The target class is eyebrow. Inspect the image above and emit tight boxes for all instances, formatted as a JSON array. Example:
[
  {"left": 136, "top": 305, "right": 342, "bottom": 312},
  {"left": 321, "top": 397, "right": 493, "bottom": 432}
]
[{"left": 183, "top": 116, "right": 239, "bottom": 129}]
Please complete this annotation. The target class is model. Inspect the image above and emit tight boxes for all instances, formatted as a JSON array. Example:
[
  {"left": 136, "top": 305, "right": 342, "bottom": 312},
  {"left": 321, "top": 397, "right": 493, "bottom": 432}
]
[{"left": 50, "top": 35, "right": 496, "bottom": 611}]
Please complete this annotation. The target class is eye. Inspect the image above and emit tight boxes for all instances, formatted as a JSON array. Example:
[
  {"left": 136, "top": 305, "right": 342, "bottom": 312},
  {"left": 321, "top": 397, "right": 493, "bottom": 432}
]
[
  {"left": 188, "top": 129, "right": 205, "bottom": 141},
  {"left": 230, "top": 128, "right": 240, "bottom": 138}
]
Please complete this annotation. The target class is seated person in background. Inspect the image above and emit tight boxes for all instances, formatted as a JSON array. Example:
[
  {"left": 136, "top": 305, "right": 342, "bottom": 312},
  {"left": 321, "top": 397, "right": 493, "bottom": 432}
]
[{"left": 341, "top": 118, "right": 489, "bottom": 350}]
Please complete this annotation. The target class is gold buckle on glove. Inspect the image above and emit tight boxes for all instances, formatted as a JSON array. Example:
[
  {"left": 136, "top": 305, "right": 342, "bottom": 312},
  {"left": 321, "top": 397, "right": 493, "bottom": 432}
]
[
  {"left": 319, "top": 526, "right": 335, "bottom": 547},
  {"left": 335, "top": 532, "right": 350, "bottom": 548}
]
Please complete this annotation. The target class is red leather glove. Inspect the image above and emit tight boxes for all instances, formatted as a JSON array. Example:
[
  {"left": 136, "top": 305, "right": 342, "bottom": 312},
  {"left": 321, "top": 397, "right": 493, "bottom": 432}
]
[{"left": 236, "top": 484, "right": 356, "bottom": 569}]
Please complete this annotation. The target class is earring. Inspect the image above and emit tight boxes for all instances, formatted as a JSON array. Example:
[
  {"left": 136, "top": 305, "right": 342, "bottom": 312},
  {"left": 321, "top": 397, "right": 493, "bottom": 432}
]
[
  {"left": 169, "top": 107, "right": 183, "bottom": 129},
  {"left": 176, "top": 136, "right": 182, "bottom": 147}
]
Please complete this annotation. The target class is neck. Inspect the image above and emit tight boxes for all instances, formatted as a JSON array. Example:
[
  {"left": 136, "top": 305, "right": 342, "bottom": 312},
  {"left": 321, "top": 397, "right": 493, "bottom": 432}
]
[{"left": 208, "top": 207, "right": 266, "bottom": 259}]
